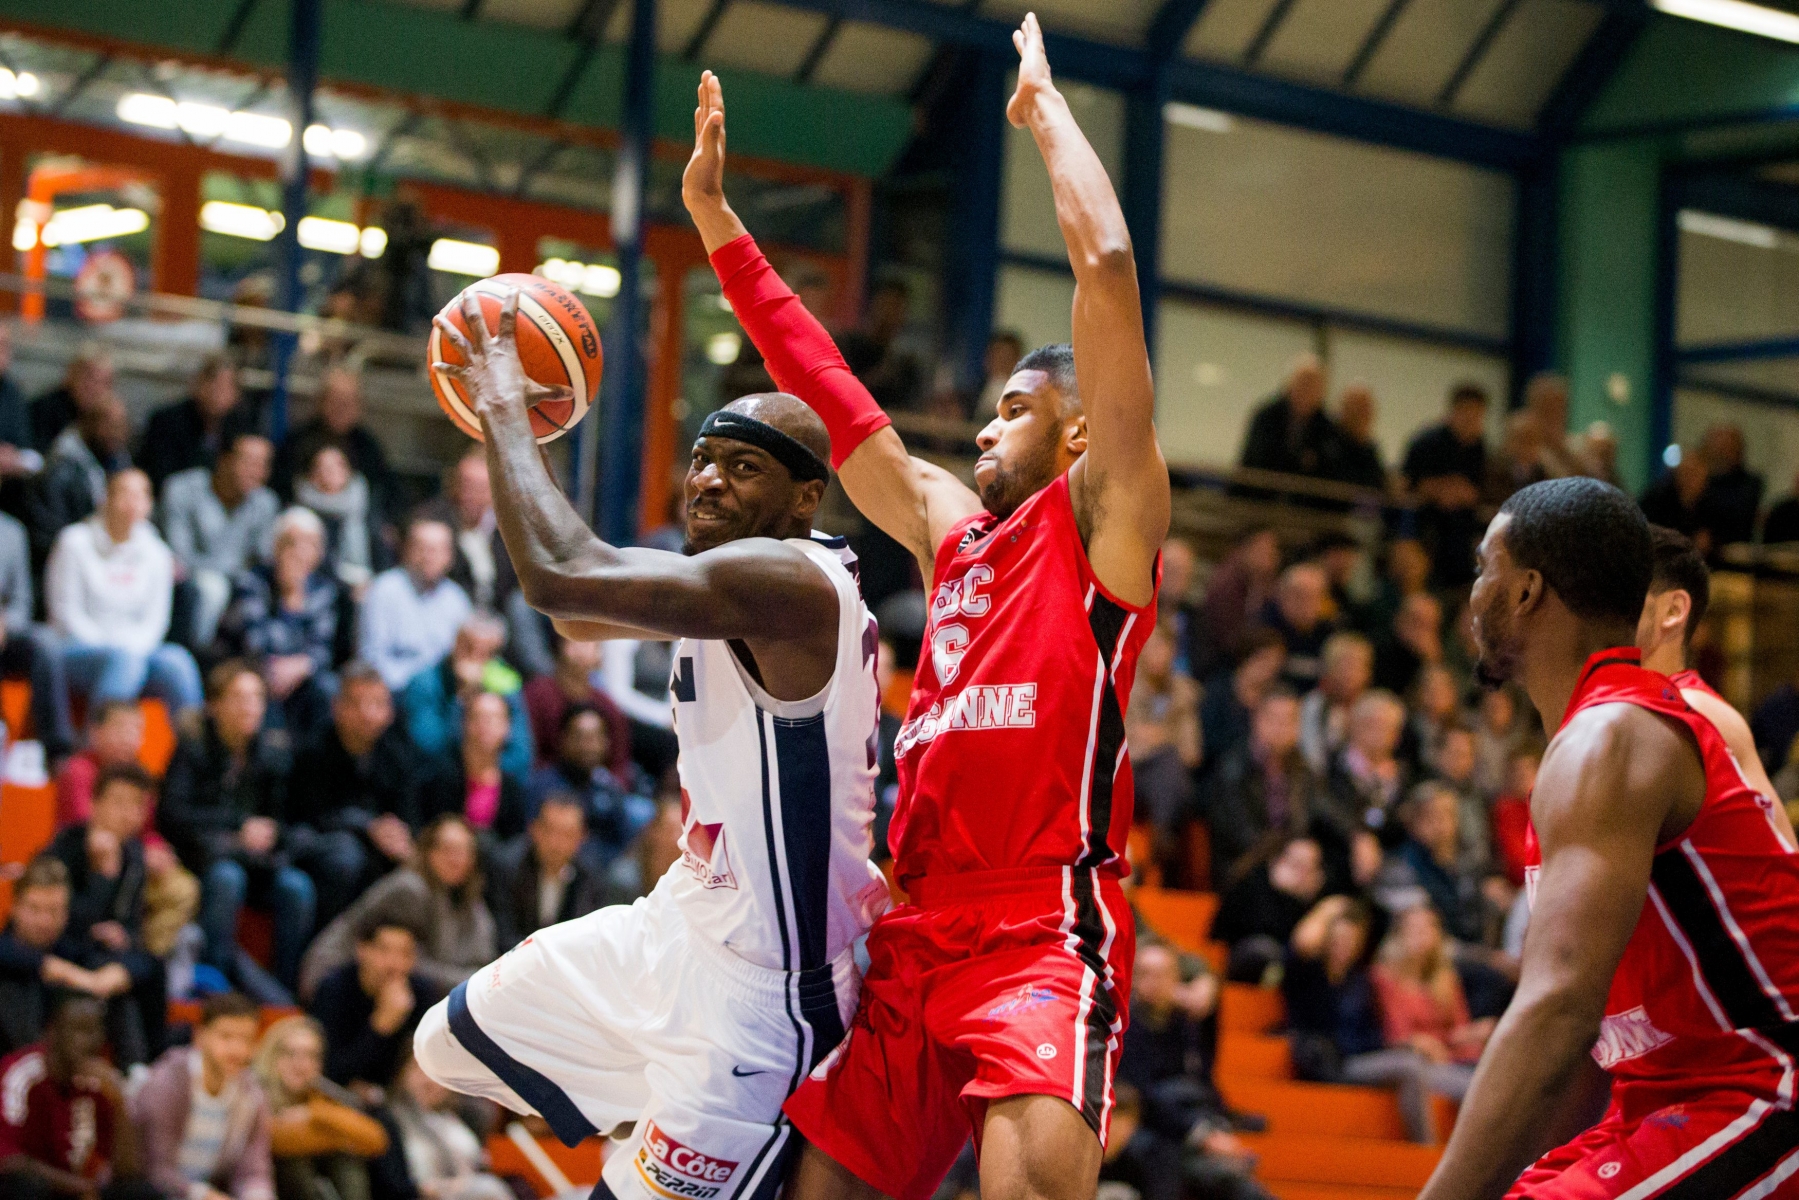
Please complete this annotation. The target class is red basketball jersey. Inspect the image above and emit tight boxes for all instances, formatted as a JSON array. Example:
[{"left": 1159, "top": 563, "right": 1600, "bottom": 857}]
[
  {"left": 886, "top": 474, "right": 1157, "bottom": 890},
  {"left": 1670, "top": 667, "right": 1718, "bottom": 702},
  {"left": 1526, "top": 650, "right": 1799, "bottom": 1113}
]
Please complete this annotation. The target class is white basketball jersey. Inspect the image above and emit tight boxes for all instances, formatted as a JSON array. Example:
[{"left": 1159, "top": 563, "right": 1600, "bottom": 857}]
[{"left": 665, "top": 532, "right": 889, "bottom": 972}]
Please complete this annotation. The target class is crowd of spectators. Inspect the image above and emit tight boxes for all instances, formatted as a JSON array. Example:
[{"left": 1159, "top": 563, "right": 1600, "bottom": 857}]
[{"left": 0, "top": 342, "right": 696, "bottom": 1199}]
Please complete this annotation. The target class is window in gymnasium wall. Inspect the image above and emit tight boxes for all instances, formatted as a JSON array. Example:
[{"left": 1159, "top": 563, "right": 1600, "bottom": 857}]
[
  {"left": 994, "top": 263, "right": 1077, "bottom": 355},
  {"left": 1001, "top": 78, "right": 1124, "bottom": 260},
  {"left": 1676, "top": 211, "right": 1799, "bottom": 349},
  {"left": 1154, "top": 297, "right": 1316, "bottom": 467},
  {"left": 1324, "top": 329, "right": 1511, "bottom": 469},
  {"left": 1159, "top": 112, "right": 1514, "bottom": 340}
]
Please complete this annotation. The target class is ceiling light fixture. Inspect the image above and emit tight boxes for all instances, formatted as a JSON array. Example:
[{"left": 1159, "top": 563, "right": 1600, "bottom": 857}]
[
  {"left": 200, "top": 200, "right": 284, "bottom": 241},
  {"left": 41, "top": 204, "right": 150, "bottom": 247},
  {"left": 430, "top": 238, "right": 501, "bottom": 277},
  {"left": 1164, "top": 102, "right": 1234, "bottom": 134},
  {"left": 1652, "top": 0, "right": 1799, "bottom": 44},
  {"left": 1679, "top": 209, "right": 1780, "bottom": 248}
]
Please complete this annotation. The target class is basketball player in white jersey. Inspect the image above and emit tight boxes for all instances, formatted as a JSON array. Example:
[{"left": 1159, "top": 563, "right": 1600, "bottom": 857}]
[{"left": 415, "top": 290, "right": 887, "bottom": 1200}]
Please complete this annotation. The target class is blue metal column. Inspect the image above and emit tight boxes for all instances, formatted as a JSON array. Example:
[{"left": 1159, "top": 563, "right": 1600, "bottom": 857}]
[
  {"left": 1650, "top": 172, "right": 1679, "bottom": 480},
  {"left": 596, "top": 0, "right": 655, "bottom": 544},
  {"left": 1122, "top": 71, "right": 1166, "bottom": 353},
  {"left": 945, "top": 51, "right": 1006, "bottom": 393},
  {"left": 1508, "top": 160, "right": 1557, "bottom": 408},
  {"left": 270, "top": 0, "right": 322, "bottom": 442}
]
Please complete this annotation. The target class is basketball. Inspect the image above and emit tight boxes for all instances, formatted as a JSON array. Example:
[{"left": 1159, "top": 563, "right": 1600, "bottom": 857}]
[{"left": 429, "top": 272, "right": 602, "bottom": 443}]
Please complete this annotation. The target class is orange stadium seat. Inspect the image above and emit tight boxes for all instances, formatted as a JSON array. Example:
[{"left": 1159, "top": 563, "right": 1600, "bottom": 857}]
[
  {"left": 486, "top": 1132, "right": 605, "bottom": 1196},
  {"left": 1131, "top": 885, "right": 1217, "bottom": 954}
]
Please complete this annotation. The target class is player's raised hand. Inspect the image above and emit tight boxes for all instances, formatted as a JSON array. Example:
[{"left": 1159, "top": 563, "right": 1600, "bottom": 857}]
[
  {"left": 433, "top": 289, "right": 571, "bottom": 425},
  {"left": 1007, "top": 12, "right": 1055, "bottom": 128},
  {"left": 683, "top": 70, "right": 728, "bottom": 207}
]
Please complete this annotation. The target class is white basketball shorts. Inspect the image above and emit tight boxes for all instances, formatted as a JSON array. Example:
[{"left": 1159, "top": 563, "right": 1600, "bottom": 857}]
[{"left": 414, "top": 875, "right": 859, "bottom": 1200}]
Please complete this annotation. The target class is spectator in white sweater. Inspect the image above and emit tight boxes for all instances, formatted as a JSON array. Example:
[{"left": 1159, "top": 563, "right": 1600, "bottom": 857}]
[
  {"left": 46, "top": 468, "right": 203, "bottom": 717},
  {"left": 161, "top": 433, "right": 280, "bottom": 647},
  {"left": 358, "top": 515, "right": 469, "bottom": 691}
]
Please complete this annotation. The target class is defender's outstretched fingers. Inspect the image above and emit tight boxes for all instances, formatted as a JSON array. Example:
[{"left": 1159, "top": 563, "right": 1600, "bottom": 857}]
[
  {"left": 495, "top": 287, "right": 520, "bottom": 343},
  {"left": 457, "top": 290, "right": 488, "bottom": 351},
  {"left": 433, "top": 314, "right": 475, "bottom": 361},
  {"left": 431, "top": 363, "right": 469, "bottom": 386}
]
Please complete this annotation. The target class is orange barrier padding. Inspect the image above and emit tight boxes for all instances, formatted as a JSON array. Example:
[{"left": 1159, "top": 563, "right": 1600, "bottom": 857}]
[
  {"left": 1133, "top": 886, "right": 1218, "bottom": 955},
  {"left": 486, "top": 1133, "right": 605, "bottom": 1196}
]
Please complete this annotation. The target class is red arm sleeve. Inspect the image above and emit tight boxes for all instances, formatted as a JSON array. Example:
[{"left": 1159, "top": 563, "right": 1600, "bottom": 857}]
[{"left": 709, "top": 233, "right": 891, "bottom": 469}]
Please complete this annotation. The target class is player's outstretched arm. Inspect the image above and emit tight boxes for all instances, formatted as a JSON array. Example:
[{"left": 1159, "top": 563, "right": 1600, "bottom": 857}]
[
  {"left": 1010, "top": 14, "right": 1168, "bottom": 601},
  {"left": 432, "top": 290, "right": 838, "bottom": 648},
  {"left": 1418, "top": 705, "right": 1700, "bottom": 1200},
  {"left": 680, "top": 71, "right": 981, "bottom": 580}
]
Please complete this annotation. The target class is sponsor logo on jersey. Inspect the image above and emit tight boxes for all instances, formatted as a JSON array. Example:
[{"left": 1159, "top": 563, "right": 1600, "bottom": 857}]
[
  {"left": 894, "top": 682, "right": 1037, "bottom": 759},
  {"left": 1591, "top": 1006, "right": 1675, "bottom": 1070},
  {"left": 679, "top": 789, "right": 737, "bottom": 890},
  {"left": 986, "top": 984, "right": 1057, "bottom": 1020},
  {"left": 635, "top": 1121, "right": 739, "bottom": 1200}
]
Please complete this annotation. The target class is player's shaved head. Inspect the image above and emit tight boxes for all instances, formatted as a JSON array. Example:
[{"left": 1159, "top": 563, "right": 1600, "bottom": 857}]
[{"left": 725, "top": 393, "right": 833, "bottom": 469}]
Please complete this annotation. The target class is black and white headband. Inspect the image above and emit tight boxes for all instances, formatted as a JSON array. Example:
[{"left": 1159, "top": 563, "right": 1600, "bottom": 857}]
[{"left": 697, "top": 409, "right": 830, "bottom": 483}]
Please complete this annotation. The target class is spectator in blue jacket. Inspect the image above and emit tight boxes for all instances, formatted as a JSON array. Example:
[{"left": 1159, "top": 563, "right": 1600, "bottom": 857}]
[{"left": 400, "top": 612, "right": 532, "bottom": 782}]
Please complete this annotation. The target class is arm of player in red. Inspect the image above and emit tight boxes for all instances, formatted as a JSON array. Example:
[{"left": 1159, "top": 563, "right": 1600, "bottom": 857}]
[{"left": 708, "top": 233, "right": 889, "bottom": 469}]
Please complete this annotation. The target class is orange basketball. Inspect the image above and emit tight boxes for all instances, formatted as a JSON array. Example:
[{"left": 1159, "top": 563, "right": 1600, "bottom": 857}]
[{"left": 429, "top": 273, "right": 602, "bottom": 443}]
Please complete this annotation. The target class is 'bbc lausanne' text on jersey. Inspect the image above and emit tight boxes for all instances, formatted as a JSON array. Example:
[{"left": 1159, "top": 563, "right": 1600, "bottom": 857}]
[{"left": 887, "top": 474, "right": 1158, "bottom": 889}]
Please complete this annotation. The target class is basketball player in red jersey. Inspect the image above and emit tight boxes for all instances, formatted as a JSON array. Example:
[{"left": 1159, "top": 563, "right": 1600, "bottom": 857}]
[
  {"left": 681, "top": 12, "right": 1168, "bottom": 1200},
  {"left": 1639, "top": 525, "right": 1796, "bottom": 848},
  {"left": 1419, "top": 477, "right": 1799, "bottom": 1200}
]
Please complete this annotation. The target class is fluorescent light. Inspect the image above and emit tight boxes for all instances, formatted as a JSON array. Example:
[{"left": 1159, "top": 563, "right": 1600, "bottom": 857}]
[
  {"left": 715, "top": 294, "right": 733, "bottom": 313},
  {"left": 707, "top": 332, "right": 742, "bottom": 366},
  {"left": 536, "top": 257, "right": 619, "bottom": 298},
  {"left": 1652, "top": 0, "right": 1799, "bottom": 44},
  {"left": 116, "top": 92, "right": 293, "bottom": 148},
  {"left": 1664, "top": 444, "right": 1683, "bottom": 468},
  {"left": 0, "top": 68, "right": 38, "bottom": 101},
  {"left": 1164, "top": 102, "right": 1234, "bottom": 133},
  {"left": 359, "top": 226, "right": 387, "bottom": 258},
  {"left": 581, "top": 264, "right": 621, "bottom": 298},
  {"left": 12, "top": 217, "right": 35, "bottom": 252},
  {"left": 1679, "top": 209, "right": 1779, "bottom": 248},
  {"left": 200, "top": 200, "right": 284, "bottom": 241},
  {"left": 298, "top": 216, "right": 361, "bottom": 255},
  {"left": 42, "top": 204, "right": 149, "bottom": 246},
  {"left": 302, "top": 124, "right": 367, "bottom": 159},
  {"left": 429, "top": 238, "right": 499, "bottom": 277}
]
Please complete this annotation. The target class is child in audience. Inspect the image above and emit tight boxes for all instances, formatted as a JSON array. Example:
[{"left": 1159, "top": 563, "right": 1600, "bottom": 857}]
[
  {"left": 388, "top": 1052, "right": 512, "bottom": 1200},
  {"left": 254, "top": 1014, "right": 388, "bottom": 1200}
]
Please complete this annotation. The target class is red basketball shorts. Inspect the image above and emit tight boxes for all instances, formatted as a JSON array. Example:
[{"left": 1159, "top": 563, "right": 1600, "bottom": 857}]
[
  {"left": 784, "top": 865, "right": 1134, "bottom": 1200},
  {"left": 1507, "top": 1091, "right": 1799, "bottom": 1199}
]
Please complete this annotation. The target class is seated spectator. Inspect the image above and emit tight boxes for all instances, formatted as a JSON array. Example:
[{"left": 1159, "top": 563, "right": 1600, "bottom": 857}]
[
  {"left": 160, "top": 660, "right": 311, "bottom": 995},
  {"left": 1372, "top": 591, "right": 1443, "bottom": 698},
  {"left": 137, "top": 353, "right": 262, "bottom": 494},
  {"left": 527, "top": 706, "right": 653, "bottom": 863},
  {"left": 1365, "top": 906, "right": 1491, "bottom": 1143},
  {"left": 275, "top": 369, "right": 397, "bottom": 531},
  {"left": 0, "top": 507, "right": 74, "bottom": 757},
  {"left": 1115, "top": 949, "right": 1259, "bottom": 1194},
  {"left": 430, "top": 450, "right": 514, "bottom": 613},
  {"left": 1639, "top": 448, "right": 1711, "bottom": 549},
  {"left": 1193, "top": 528, "right": 1279, "bottom": 679},
  {"left": 1522, "top": 372, "right": 1586, "bottom": 479},
  {"left": 309, "top": 916, "right": 441, "bottom": 1096},
  {"left": 1282, "top": 895, "right": 1383, "bottom": 1084},
  {"left": 294, "top": 443, "right": 376, "bottom": 589},
  {"left": 161, "top": 433, "right": 279, "bottom": 647},
  {"left": 1238, "top": 353, "right": 1335, "bottom": 481},
  {"left": 1308, "top": 533, "right": 1363, "bottom": 627},
  {"left": 1406, "top": 662, "right": 1462, "bottom": 772},
  {"left": 1128, "top": 621, "right": 1201, "bottom": 837},
  {"left": 129, "top": 992, "right": 274, "bottom": 1200},
  {"left": 1403, "top": 383, "right": 1489, "bottom": 590},
  {"left": 29, "top": 342, "right": 114, "bottom": 453},
  {"left": 219, "top": 507, "right": 352, "bottom": 737},
  {"left": 253, "top": 1015, "right": 388, "bottom": 1200},
  {"left": 1373, "top": 783, "right": 1489, "bottom": 944},
  {"left": 417, "top": 692, "right": 529, "bottom": 845},
  {"left": 287, "top": 663, "right": 420, "bottom": 923},
  {"left": 387, "top": 1055, "right": 513, "bottom": 1200},
  {"left": 28, "top": 397, "right": 130, "bottom": 572},
  {"left": 1762, "top": 466, "right": 1799, "bottom": 545},
  {"left": 1488, "top": 746, "right": 1540, "bottom": 888},
  {"left": 1298, "top": 632, "right": 1372, "bottom": 776},
  {"left": 1327, "top": 383, "right": 1386, "bottom": 493},
  {"left": 1199, "top": 629, "right": 1285, "bottom": 770},
  {"left": 45, "top": 768, "right": 169, "bottom": 1067},
  {"left": 300, "top": 816, "right": 494, "bottom": 1000},
  {"left": 489, "top": 793, "right": 618, "bottom": 950},
  {"left": 1470, "top": 684, "right": 1530, "bottom": 799},
  {"left": 401, "top": 613, "right": 532, "bottom": 781},
  {"left": 1489, "top": 409, "right": 1548, "bottom": 500},
  {"left": 56, "top": 700, "right": 146, "bottom": 828},
  {"left": 1695, "top": 423, "right": 1763, "bottom": 547},
  {"left": 611, "top": 795, "right": 685, "bottom": 900},
  {"left": 46, "top": 468, "right": 202, "bottom": 719},
  {"left": 1211, "top": 836, "right": 1326, "bottom": 983},
  {"left": 0, "top": 858, "right": 145, "bottom": 1061},
  {"left": 1203, "top": 689, "right": 1317, "bottom": 891},
  {"left": 359, "top": 515, "right": 469, "bottom": 692},
  {"left": 1261, "top": 563, "right": 1335, "bottom": 690},
  {"left": 522, "top": 634, "right": 631, "bottom": 769},
  {"left": 0, "top": 993, "right": 155, "bottom": 1200},
  {"left": 1431, "top": 724, "right": 1489, "bottom": 867},
  {"left": 1325, "top": 690, "right": 1411, "bottom": 845}
]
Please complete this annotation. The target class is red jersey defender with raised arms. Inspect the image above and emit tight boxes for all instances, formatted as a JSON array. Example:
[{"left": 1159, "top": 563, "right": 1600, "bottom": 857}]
[{"left": 682, "top": 14, "right": 1169, "bottom": 1200}]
